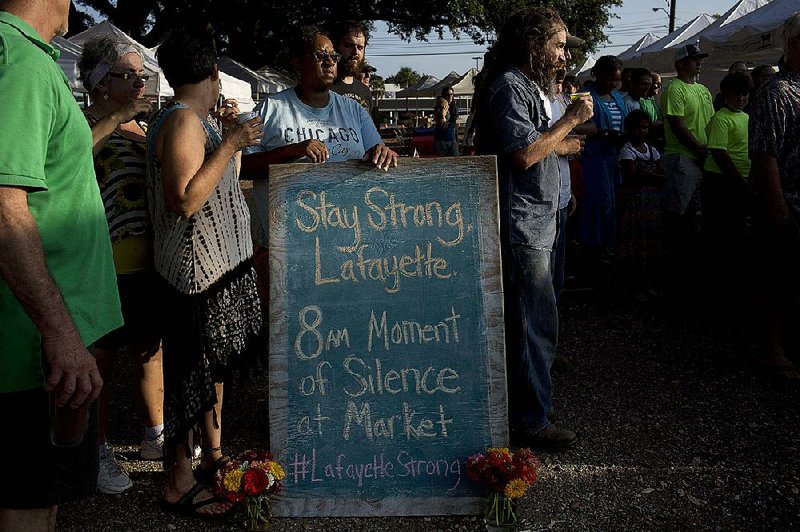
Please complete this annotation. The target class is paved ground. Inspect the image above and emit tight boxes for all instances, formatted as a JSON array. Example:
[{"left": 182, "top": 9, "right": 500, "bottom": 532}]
[{"left": 58, "top": 289, "right": 800, "bottom": 531}]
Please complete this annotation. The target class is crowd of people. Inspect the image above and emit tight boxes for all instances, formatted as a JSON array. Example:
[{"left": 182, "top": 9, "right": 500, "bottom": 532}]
[{"left": 1, "top": 0, "right": 799, "bottom": 529}]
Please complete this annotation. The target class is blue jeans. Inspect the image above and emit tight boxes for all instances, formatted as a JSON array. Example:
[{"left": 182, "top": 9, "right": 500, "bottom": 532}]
[
  {"left": 551, "top": 205, "right": 568, "bottom": 302},
  {"left": 506, "top": 245, "right": 558, "bottom": 434}
]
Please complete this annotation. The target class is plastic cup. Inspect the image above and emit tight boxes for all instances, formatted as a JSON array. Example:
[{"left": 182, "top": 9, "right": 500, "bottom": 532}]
[
  {"left": 570, "top": 91, "right": 591, "bottom": 101},
  {"left": 237, "top": 111, "right": 257, "bottom": 123}
]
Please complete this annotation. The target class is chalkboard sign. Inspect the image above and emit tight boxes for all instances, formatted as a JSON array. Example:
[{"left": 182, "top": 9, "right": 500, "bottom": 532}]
[{"left": 266, "top": 157, "right": 507, "bottom": 517}]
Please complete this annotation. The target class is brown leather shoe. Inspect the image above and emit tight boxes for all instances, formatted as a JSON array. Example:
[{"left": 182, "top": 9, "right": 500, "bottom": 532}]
[{"left": 523, "top": 424, "right": 577, "bottom": 451}]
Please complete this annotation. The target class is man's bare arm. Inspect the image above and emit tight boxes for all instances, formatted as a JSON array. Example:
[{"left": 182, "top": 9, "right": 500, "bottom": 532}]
[
  {"left": 512, "top": 96, "right": 593, "bottom": 171},
  {"left": 0, "top": 186, "right": 102, "bottom": 407},
  {"left": 666, "top": 115, "right": 706, "bottom": 158}
]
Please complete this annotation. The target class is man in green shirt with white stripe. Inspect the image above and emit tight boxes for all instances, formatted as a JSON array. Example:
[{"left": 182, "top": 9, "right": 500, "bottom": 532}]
[{"left": 0, "top": 0, "right": 122, "bottom": 528}]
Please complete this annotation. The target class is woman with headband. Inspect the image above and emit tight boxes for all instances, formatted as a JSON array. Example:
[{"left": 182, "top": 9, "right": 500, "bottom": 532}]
[{"left": 78, "top": 36, "right": 164, "bottom": 496}]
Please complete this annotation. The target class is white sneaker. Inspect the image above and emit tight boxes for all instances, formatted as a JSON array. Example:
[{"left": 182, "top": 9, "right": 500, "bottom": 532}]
[
  {"left": 97, "top": 446, "right": 133, "bottom": 495},
  {"left": 139, "top": 433, "right": 164, "bottom": 460},
  {"left": 139, "top": 432, "right": 201, "bottom": 460}
]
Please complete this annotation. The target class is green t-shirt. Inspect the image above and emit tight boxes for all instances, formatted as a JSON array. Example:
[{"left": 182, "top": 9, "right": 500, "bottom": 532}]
[
  {"left": 704, "top": 107, "right": 751, "bottom": 178},
  {"left": 661, "top": 78, "right": 714, "bottom": 160},
  {"left": 0, "top": 12, "right": 122, "bottom": 392},
  {"left": 639, "top": 97, "right": 662, "bottom": 124}
]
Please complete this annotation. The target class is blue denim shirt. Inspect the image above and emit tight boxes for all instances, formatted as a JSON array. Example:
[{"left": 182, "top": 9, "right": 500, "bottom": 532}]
[{"left": 477, "top": 67, "right": 559, "bottom": 250}]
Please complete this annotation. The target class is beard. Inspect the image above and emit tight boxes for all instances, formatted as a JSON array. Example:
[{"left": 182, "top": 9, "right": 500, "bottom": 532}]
[
  {"left": 340, "top": 56, "right": 360, "bottom": 77},
  {"left": 529, "top": 56, "right": 564, "bottom": 97}
]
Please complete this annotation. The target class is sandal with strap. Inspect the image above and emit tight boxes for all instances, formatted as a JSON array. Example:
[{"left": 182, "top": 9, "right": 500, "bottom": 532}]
[
  {"left": 160, "top": 482, "right": 231, "bottom": 519},
  {"left": 193, "top": 447, "right": 232, "bottom": 483}
]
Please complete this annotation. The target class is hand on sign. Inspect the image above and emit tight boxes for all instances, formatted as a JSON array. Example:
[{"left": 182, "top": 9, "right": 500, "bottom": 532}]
[
  {"left": 364, "top": 144, "right": 398, "bottom": 171},
  {"left": 300, "top": 139, "right": 329, "bottom": 163}
]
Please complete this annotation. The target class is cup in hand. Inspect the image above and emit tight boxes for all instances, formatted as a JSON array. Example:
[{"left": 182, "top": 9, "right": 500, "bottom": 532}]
[{"left": 237, "top": 111, "right": 258, "bottom": 124}]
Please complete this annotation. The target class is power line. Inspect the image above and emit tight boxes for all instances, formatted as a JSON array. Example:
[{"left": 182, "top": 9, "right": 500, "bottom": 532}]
[{"left": 369, "top": 50, "right": 488, "bottom": 57}]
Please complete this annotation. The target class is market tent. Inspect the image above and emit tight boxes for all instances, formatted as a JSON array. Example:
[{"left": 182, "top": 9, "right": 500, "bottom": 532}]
[
  {"left": 395, "top": 75, "right": 441, "bottom": 98},
  {"left": 699, "top": 0, "right": 798, "bottom": 67},
  {"left": 689, "top": 0, "right": 772, "bottom": 46},
  {"left": 219, "top": 56, "right": 287, "bottom": 100},
  {"left": 617, "top": 33, "right": 661, "bottom": 61},
  {"left": 570, "top": 55, "right": 596, "bottom": 83},
  {"left": 625, "top": 14, "right": 716, "bottom": 71},
  {"left": 52, "top": 36, "right": 84, "bottom": 91},
  {"left": 218, "top": 71, "right": 255, "bottom": 112},
  {"left": 68, "top": 20, "right": 172, "bottom": 99},
  {"left": 255, "top": 65, "right": 295, "bottom": 94}
]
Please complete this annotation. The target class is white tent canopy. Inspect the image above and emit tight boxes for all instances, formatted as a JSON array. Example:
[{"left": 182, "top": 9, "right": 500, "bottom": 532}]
[
  {"left": 255, "top": 65, "right": 295, "bottom": 94},
  {"left": 688, "top": 0, "right": 772, "bottom": 45},
  {"left": 68, "top": 20, "right": 172, "bottom": 98},
  {"left": 52, "top": 36, "right": 84, "bottom": 91},
  {"left": 219, "top": 56, "right": 288, "bottom": 99},
  {"left": 617, "top": 33, "right": 661, "bottom": 61},
  {"left": 64, "top": 21, "right": 255, "bottom": 109},
  {"left": 625, "top": 13, "right": 716, "bottom": 70},
  {"left": 699, "top": 0, "right": 799, "bottom": 67},
  {"left": 571, "top": 55, "right": 596, "bottom": 82}
]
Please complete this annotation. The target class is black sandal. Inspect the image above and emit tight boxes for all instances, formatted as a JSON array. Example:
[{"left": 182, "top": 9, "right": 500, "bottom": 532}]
[
  {"left": 160, "top": 482, "right": 231, "bottom": 519},
  {"left": 193, "top": 447, "right": 232, "bottom": 483}
]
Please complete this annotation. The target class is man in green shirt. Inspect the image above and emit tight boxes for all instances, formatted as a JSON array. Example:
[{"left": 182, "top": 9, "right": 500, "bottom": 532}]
[
  {"left": 703, "top": 71, "right": 753, "bottom": 295},
  {"left": 659, "top": 44, "right": 714, "bottom": 292},
  {"left": 0, "top": 0, "right": 122, "bottom": 528}
]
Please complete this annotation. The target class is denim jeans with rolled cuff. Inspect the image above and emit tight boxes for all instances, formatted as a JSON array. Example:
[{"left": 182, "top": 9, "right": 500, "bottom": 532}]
[{"left": 506, "top": 245, "right": 558, "bottom": 435}]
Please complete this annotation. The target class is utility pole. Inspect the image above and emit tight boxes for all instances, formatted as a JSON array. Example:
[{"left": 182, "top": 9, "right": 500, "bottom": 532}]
[
  {"left": 669, "top": 0, "right": 676, "bottom": 34},
  {"left": 472, "top": 56, "right": 482, "bottom": 70}
]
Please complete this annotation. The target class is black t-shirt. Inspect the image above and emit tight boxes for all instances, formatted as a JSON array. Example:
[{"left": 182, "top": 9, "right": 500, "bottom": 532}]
[{"left": 330, "top": 79, "right": 372, "bottom": 112}]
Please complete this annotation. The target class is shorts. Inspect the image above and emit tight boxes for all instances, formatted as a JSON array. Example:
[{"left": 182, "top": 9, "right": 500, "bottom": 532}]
[
  {"left": 95, "top": 271, "right": 161, "bottom": 353},
  {"left": 662, "top": 153, "right": 703, "bottom": 215},
  {"left": 0, "top": 388, "right": 98, "bottom": 509}
]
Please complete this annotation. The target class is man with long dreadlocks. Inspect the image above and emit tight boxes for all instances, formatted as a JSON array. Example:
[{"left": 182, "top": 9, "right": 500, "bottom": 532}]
[{"left": 475, "top": 7, "right": 593, "bottom": 450}]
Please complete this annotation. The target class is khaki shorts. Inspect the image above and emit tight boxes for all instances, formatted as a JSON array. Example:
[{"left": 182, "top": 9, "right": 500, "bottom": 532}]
[{"left": 662, "top": 153, "right": 703, "bottom": 215}]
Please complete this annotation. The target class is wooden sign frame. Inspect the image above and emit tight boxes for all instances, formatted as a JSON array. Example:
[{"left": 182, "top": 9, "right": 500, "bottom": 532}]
[{"left": 266, "top": 157, "right": 507, "bottom": 517}]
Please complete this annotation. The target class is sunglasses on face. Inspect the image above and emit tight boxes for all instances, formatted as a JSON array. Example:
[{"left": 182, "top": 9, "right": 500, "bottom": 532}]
[
  {"left": 311, "top": 51, "right": 342, "bottom": 63},
  {"left": 107, "top": 72, "right": 150, "bottom": 82}
]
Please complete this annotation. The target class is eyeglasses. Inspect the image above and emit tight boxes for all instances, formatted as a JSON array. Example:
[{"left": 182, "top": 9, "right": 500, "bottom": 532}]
[
  {"left": 107, "top": 72, "right": 150, "bottom": 82},
  {"left": 311, "top": 51, "right": 341, "bottom": 63}
]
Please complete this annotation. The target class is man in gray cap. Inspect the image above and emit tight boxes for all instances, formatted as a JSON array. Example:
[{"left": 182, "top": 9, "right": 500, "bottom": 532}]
[{"left": 660, "top": 43, "right": 714, "bottom": 295}]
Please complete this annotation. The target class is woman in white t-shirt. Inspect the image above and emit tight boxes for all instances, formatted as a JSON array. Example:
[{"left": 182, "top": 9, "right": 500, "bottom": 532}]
[{"left": 617, "top": 109, "right": 666, "bottom": 301}]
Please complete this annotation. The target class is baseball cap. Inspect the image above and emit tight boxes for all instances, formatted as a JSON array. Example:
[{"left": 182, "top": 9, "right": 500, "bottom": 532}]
[
  {"left": 675, "top": 43, "right": 709, "bottom": 61},
  {"left": 566, "top": 32, "right": 585, "bottom": 47},
  {"left": 362, "top": 63, "right": 377, "bottom": 73}
]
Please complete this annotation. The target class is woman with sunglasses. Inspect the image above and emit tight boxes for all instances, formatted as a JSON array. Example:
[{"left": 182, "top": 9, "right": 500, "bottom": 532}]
[
  {"left": 77, "top": 36, "right": 161, "bottom": 496},
  {"left": 241, "top": 25, "right": 398, "bottom": 298}
]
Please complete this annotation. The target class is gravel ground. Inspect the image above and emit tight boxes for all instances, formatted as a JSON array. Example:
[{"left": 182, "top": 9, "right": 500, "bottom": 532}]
[{"left": 57, "top": 289, "right": 800, "bottom": 531}]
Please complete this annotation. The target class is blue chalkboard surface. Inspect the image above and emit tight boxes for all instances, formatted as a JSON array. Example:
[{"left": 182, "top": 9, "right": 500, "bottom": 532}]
[{"left": 266, "top": 157, "right": 506, "bottom": 516}]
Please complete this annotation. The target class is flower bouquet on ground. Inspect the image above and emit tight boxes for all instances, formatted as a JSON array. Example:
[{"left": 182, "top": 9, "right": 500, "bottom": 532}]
[
  {"left": 467, "top": 447, "right": 539, "bottom": 530},
  {"left": 214, "top": 450, "right": 285, "bottom": 530}
]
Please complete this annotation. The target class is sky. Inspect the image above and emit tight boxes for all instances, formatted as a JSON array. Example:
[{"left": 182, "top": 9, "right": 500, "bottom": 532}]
[{"left": 367, "top": 0, "right": 742, "bottom": 81}]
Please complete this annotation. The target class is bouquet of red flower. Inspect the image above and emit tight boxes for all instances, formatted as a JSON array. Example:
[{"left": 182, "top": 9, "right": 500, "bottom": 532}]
[
  {"left": 214, "top": 450, "right": 285, "bottom": 530},
  {"left": 466, "top": 447, "right": 538, "bottom": 528}
]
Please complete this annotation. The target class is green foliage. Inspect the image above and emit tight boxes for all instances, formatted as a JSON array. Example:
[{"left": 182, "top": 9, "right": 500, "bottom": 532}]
[
  {"left": 385, "top": 67, "right": 421, "bottom": 88},
  {"left": 72, "top": 0, "right": 620, "bottom": 71}
]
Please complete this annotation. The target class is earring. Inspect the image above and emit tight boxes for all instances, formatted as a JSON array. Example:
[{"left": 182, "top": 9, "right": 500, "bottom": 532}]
[{"left": 103, "top": 94, "right": 109, "bottom": 100}]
